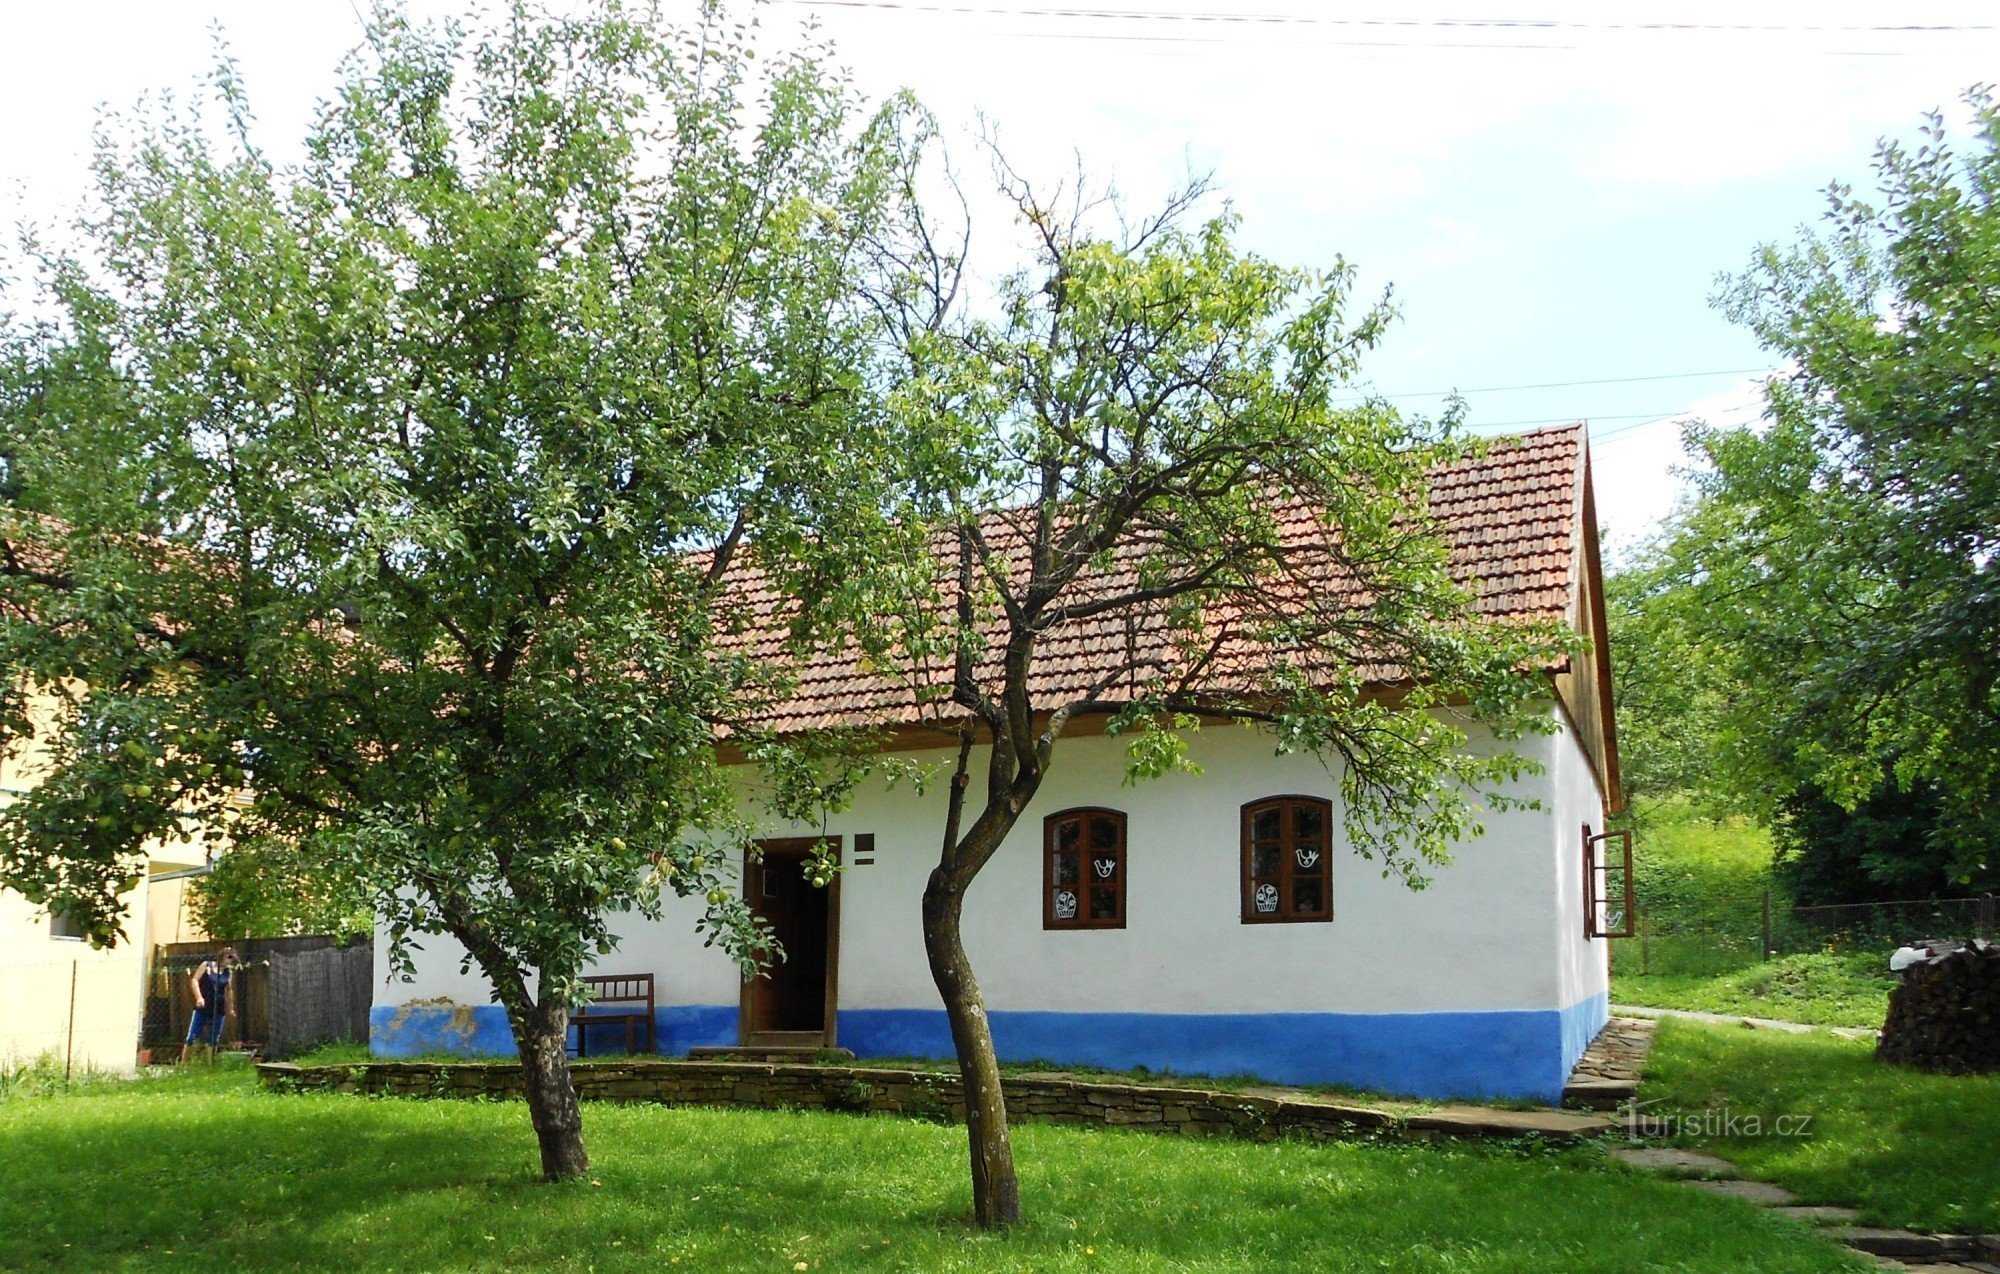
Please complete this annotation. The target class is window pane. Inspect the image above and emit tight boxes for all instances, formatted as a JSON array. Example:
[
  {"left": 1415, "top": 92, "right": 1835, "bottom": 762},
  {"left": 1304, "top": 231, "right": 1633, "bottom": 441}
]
[
  {"left": 1295, "top": 802, "right": 1325, "bottom": 844},
  {"left": 762, "top": 862, "right": 794, "bottom": 902},
  {"left": 1251, "top": 842, "right": 1281, "bottom": 878},
  {"left": 1056, "top": 819, "right": 1081, "bottom": 852},
  {"left": 1250, "top": 880, "right": 1282, "bottom": 915},
  {"left": 1052, "top": 888, "right": 1079, "bottom": 922},
  {"left": 1089, "top": 886, "right": 1118, "bottom": 920},
  {"left": 1292, "top": 877, "right": 1325, "bottom": 915},
  {"left": 1251, "top": 807, "right": 1280, "bottom": 841},
  {"left": 1054, "top": 850, "right": 1079, "bottom": 886},
  {"left": 1090, "top": 817, "right": 1119, "bottom": 850}
]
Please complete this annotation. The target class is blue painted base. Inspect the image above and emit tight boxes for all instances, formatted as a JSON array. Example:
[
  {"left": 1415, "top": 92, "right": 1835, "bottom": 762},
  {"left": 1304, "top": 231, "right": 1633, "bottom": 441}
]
[
  {"left": 368, "top": 1003, "right": 737, "bottom": 1059},
  {"left": 370, "top": 997, "right": 1606, "bottom": 1103},
  {"left": 840, "top": 1005, "right": 1591, "bottom": 1103},
  {"left": 1557, "top": 991, "right": 1610, "bottom": 1082}
]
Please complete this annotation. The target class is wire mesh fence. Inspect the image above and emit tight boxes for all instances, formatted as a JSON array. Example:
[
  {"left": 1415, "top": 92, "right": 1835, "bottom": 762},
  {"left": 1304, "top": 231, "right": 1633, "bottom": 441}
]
[
  {"left": 1784, "top": 896, "right": 1994, "bottom": 953},
  {"left": 1614, "top": 892, "right": 1996, "bottom": 978},
  {"left": 142, "top": 951, "right": 253, "bottom": 1058}
]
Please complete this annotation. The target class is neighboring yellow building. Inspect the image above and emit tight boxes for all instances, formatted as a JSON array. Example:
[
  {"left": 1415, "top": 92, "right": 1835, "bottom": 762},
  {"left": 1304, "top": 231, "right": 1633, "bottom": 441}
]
[{"left": 0, "top": 687, "right": 213, "bottom": 1074}]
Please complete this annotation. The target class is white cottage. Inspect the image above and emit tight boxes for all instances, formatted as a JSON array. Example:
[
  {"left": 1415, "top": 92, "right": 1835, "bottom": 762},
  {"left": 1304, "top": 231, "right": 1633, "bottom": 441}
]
[{"left": 374, "top": 424, "right": 1624, "bottom": 1104}]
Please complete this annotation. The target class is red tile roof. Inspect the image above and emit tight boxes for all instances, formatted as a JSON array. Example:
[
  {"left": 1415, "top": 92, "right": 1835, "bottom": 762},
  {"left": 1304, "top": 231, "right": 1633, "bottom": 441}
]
[{"left": 719, "top": 424, "right": 1590, "bottom": 737}]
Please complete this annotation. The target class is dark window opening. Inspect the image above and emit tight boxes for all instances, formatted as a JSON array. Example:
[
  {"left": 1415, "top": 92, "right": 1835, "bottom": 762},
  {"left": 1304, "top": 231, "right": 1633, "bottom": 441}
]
[
  {"left": 1242, "top": 796, "right": 1333, "bottom": 924},
  {"left": 1045, "top": 808, "right": 1126, "bottom": 930}
]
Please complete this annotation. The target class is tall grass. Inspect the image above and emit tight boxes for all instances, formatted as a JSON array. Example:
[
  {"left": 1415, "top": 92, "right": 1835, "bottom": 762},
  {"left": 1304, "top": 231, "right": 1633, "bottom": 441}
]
[
  {"left": 1612, "top": 800, "right": 1896, "bottom": 1026},
  {"left": 0, "top": 1052, "right": 132, "bottom": 1102}
]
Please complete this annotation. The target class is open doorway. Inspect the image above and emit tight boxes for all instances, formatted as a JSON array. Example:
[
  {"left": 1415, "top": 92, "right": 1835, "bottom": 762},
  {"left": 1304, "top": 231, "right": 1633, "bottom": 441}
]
[{"left": 739, "top": 837, "right": 840, "bottom": 1048}]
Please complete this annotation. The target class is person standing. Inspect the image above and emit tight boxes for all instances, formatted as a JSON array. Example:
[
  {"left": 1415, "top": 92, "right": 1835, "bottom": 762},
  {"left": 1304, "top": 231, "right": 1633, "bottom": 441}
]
[{"left": 178, "top": 946, "right": 237, "bottom": 1064}]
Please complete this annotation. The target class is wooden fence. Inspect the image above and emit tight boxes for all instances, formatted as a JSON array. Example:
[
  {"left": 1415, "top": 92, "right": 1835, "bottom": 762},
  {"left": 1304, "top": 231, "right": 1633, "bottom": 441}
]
[{"left": 146, "top": 935, "right": 371, "bottom": 1060}]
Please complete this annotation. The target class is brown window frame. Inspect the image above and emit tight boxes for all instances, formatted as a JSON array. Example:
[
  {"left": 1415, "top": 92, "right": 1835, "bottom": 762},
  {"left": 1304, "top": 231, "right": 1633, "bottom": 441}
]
[
  {"left": 1043, "top": 807, "right": 1127, "bottom": 930},
  {"left": 1241, "top": 795, "right": 1334, "bottom": 924},
  {"left": 1583, "top": 823, "right": 1637, "bottom": 939}
]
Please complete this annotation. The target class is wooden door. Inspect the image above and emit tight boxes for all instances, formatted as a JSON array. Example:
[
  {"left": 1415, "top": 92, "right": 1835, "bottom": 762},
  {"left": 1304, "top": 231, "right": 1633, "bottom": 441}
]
[{"left": 740, "top": 837, "right": 840, "bottom": 1047}]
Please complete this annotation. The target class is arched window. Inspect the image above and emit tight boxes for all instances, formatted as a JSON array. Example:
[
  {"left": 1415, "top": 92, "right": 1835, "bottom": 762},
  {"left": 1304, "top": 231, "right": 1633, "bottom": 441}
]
[
  {"left": 1241, "top": 796, "right": 1333, "bottom": 923},
  {"left": 1044, "top": 808, "right": 1126, "bottom": 929}
]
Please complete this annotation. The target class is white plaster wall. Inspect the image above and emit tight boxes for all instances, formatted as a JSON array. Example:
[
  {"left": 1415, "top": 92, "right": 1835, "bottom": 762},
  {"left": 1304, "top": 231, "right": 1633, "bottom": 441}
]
[
  {"left": 371, "top": 897, "right": 743, "bottom": 1012},
  {"left": 1550, "top": 719, "right": 1612, "bottom": 1012},
  {"left": 0, "top": 870, "right": 149, "bottom": 1074},
  {"left": 378, "top": 712, "right": 1588, "bottom": 1020},
  {"left": 815, "top": 722, "right": 1566, "bottom": 1017}
]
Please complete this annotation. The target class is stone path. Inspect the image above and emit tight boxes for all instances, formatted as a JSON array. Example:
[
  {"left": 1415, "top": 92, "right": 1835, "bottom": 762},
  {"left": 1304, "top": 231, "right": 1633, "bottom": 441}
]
[
  {"left": 1562, "top": 1014, "right": 1657, "bottom": 1109},
  {"left": 1608, "top": 1143, "right": 2000, "bottom": 1271},
  {"left": 1611, "top": 1002, "right": 1880, "bottom": 1041},
  {"left": 1582, "top": 1015, "right": 1994, "bottom": 1270}
]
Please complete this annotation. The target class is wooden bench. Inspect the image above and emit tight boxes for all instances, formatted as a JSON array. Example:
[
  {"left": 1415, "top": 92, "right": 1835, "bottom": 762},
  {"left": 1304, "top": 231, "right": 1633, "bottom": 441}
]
[{"left": 568, "top": 974, "right": 655, "bottom": 1058}]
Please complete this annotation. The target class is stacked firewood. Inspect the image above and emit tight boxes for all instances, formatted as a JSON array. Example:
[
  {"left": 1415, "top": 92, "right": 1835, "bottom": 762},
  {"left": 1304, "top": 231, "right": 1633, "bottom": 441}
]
[{"left": 1877, "top": 941, "right": 2000, "bottom": 1075}]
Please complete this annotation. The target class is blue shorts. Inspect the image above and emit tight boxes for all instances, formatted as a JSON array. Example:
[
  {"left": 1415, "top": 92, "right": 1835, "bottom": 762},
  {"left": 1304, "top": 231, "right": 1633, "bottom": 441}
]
[{"left": 186, "top": 1005, "right": 225, "bottom": 1047}]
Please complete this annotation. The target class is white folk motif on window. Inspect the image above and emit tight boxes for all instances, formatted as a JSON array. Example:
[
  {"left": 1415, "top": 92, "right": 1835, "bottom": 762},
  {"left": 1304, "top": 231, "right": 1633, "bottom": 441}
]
[
  {"left": 1053, "top": 889, "right": 1078, "bottom": 921},
  {"left": 1295, "top": 846, "right": 1321, "bottom": 870},
  {"left": 1092, "top": 857, "right": 1116, "bottom": 879},
  {"left": 1253, "top": 882, "right": 1279, "bottom": 914}
]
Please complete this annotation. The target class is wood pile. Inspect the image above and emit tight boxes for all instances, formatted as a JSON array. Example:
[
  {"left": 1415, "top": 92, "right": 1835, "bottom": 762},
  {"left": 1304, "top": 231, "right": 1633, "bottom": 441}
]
[{"left": 1877, "top": 941, "right": 2000, "bottom": 1075}]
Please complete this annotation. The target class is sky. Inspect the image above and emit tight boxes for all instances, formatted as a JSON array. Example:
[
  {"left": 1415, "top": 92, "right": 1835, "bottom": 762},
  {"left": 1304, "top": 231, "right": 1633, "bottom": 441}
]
[{"left": 4, "top": 0, "right": 1996, "bottom": 560}]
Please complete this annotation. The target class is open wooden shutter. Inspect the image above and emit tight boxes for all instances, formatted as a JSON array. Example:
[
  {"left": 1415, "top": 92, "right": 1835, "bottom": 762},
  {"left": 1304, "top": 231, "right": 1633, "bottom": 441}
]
[{"left": 1583, "top": 823, "right": 1636, "bottom": 939}]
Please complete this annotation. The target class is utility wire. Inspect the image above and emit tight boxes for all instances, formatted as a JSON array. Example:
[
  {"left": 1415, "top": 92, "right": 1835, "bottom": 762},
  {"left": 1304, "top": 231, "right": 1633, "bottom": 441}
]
[
  {"left": 767, "top": 2, "right": 1995, "bottom": 35},
  {"left": 1465, "top": 402, "right": 1765, "bottom": 439},
  {"left": 1467, "top": 411, "right": 1671, "bottom": 431},
  {"left": 1349, "top": 365, "right": 1776, "bottom": 402}
]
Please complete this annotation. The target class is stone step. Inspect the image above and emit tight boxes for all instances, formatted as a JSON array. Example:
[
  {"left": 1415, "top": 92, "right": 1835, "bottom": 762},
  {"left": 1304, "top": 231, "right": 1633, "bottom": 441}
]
[
  {"left": 684, "top": 1046, "right": 855, "bottom": 1063},
  {"left": 1827, "top": 1228, "right": 1971, "bottom": 1261},
  {"left": 1769, "top": 1205, "right": 1862, "bottom": 1225},
  {"left": 1684, "top": 1179, "right": 1799, "bottom": 1206},
  {"left": 1608, "top": 1146, "right": 1741, "bottom": 1176},
  {"left": 1561, "top": 1077, "right": 1636, "bottom": 1110},
  {"left": 1400, "top": 1105, "right": 1612, "bottom": 1141}
]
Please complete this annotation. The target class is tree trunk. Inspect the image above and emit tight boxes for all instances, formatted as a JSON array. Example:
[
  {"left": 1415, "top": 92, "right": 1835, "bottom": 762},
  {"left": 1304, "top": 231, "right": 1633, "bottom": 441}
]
[
  {"left": 923, "top": 869, "right": 1021, "bottom": 1227},
  {"left": 513, "top": 996, "right": 589, "bottom": 1182}
]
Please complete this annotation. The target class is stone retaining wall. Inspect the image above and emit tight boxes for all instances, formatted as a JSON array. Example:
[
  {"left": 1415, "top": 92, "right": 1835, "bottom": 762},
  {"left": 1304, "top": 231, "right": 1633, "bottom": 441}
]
[{"left": 255, "top": 1059, "right": 1609, "bottom": 1146}]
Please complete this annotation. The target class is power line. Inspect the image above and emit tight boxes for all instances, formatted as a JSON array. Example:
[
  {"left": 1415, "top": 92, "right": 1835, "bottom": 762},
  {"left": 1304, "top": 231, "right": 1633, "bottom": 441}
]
[
  {"left": 981, "top": 29, "right": 1579, "bottom": 49},
  {"left": 1587, "top": 415, "right": 1701, "bottom": 442},
  {"left": 1353, "top": 365, "right": 1776, "bottom": 401},
  {"left": 1463, "top": 401, "right": 1766, "bottom": 439},
  {"left": 767, "top": 2, "right": 1995, "bottom": 35},
  {"left": 1593, "top": 401, "right": 1765, "bottom": 441},
  {"left": 1468, "top": 410, "right": 1671, "bottom": 431}
]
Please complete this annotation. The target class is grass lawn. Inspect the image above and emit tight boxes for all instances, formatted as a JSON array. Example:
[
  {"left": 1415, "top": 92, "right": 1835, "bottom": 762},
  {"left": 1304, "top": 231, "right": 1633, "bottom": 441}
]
[
  {"left": 1641, "top": 1018, "right": 2000, "bottom": 1234},
  {"left": 0, "top": 1063, "right": 1870, "bottom": 1272},
  {"left": 1614, "top": 950, "right": 1893, "bottom": 1028},
  {"left": 1610, "top": 800, "right": 1896, "bottom": 1028}
]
